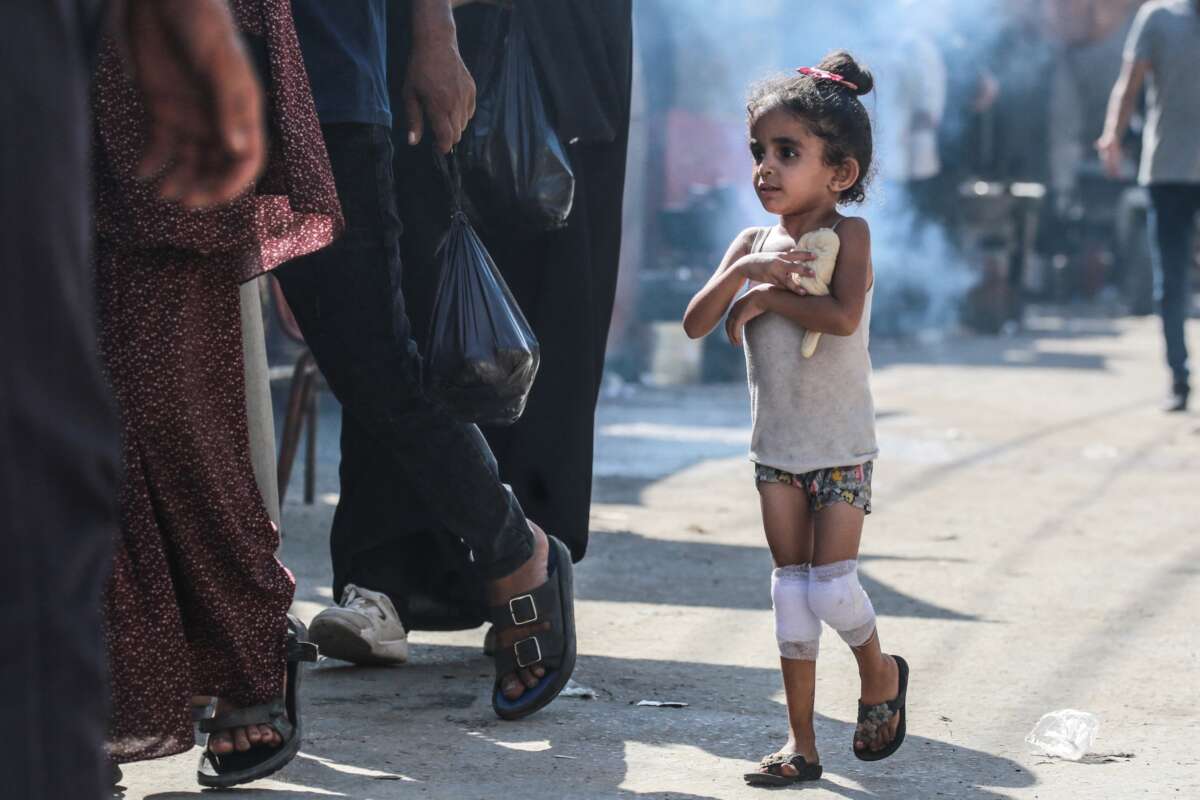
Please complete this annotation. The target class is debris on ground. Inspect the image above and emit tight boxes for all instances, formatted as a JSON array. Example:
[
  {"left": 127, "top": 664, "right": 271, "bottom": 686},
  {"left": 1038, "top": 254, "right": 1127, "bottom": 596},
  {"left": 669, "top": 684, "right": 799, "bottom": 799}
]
[
  {"left": 1025, "top": 709, "right": 1100, "bottom": 761},
  {"left": 635, "top": 700, "right": 689, "bottom": 708},
  {"left": 560, "top": 679, "right": 597, "bottom": 699},
  {"left": 1080, "top": 752, "right": 1135, "bottom": 764}
]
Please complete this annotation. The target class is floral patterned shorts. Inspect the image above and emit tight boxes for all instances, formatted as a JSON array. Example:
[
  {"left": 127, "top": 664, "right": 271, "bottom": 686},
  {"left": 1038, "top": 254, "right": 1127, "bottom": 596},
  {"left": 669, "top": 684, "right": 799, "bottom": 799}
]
[{"left": 754, "top": 461, "right": 873, "bottom": 514}]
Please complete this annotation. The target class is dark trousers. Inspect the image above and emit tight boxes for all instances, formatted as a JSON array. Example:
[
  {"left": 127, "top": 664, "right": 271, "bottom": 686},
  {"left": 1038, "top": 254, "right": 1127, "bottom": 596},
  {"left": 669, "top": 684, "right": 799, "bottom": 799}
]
[
  {"left": 275, "top": 124, "right": 532, "bottom": 594},
  {"left": 1148, "top": 183, "right": 1200, "bottom": 392},
  {"left": 0, "top": 2, "right": 118, "bottom": 798}
]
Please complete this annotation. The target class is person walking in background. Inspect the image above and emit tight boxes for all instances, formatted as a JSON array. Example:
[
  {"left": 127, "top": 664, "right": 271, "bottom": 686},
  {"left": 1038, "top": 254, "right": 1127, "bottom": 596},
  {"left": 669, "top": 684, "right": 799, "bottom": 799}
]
[
  {"left": 1098, "top": 0, "right": 1200, "bottom": 412},
  {"left": 683, "top": 52, "right": 908, "bottom": 785},
  {"left": 876, "top": 3, "right": 947, "bottom": 233},
  {"left": 0, "top": 1, "right": 266, "bottom": 797}
]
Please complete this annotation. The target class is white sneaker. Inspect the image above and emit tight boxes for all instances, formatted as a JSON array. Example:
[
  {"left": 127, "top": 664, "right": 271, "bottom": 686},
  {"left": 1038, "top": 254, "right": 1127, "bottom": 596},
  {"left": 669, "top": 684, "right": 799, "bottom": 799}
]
[{"left": 309, "top": 584, "right": 410, "bottom": 665}]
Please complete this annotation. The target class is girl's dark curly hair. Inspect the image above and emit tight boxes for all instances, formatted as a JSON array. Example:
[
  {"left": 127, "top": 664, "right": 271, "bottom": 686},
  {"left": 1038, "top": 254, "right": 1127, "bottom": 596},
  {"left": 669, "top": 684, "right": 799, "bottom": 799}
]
[{"left": 747, "top": 50, "right": 875, "bottom": 204}]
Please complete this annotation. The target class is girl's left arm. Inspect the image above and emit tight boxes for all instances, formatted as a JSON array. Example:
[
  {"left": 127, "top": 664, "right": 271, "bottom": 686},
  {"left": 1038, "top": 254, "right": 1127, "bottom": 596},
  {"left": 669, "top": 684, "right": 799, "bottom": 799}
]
[{"left": 755, "top": 217, "right": 872, "bottom": 336}]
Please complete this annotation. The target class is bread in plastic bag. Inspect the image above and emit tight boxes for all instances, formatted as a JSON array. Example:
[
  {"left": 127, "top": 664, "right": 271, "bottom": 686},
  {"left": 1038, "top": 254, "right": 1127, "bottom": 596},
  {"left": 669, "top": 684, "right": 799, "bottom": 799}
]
[{"left": 425, "top": 153, "right": 540, "bottom": 426}]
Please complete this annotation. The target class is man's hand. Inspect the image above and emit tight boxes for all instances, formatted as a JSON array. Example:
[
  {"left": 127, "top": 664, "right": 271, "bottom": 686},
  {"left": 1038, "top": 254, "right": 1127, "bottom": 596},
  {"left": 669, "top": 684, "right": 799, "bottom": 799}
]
[
  {"left": 115, "top": 0, "right": 266, "bottom": 208},
  {"left": 404, "top": 1, "right": 476, "bottom": 153},
  {"left": 736, "top": 250, "right": 816, "bottom": 294},
  {"left": 1096, "top": 133, "right": 1124, "bottom": 179},
  {"left": 725, "top": 285, "right": 775, "bottom": 347}
]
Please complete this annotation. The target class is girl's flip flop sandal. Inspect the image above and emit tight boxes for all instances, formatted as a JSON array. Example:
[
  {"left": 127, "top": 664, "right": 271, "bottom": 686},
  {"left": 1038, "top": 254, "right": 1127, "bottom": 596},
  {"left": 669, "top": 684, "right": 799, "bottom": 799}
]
[
  {"left": 854, "top": 654, "right": 909, "bottom": 761},
  {"left": 744, "top": 752, "right": 823, "bottom": 786}
]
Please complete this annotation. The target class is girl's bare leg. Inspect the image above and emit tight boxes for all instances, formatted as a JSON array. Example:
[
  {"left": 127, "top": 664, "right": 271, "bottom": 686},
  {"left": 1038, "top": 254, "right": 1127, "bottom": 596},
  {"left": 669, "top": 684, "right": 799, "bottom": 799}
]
[
  {"left": 812, "top": 501, "right": 900, "bottom": 752},
  {"left": 778, "top": 658, "right": 818, "bottom": 767},
  {"left": 757, "top": 482, "right": 819, "bottom": 773}
]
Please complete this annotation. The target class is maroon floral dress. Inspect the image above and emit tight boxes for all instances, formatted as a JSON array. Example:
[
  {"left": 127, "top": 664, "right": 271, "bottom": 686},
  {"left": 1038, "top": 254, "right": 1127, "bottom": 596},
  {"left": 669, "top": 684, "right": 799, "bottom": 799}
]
[{"left": 92, "top": 0, "right": 342, "bottom": 763}]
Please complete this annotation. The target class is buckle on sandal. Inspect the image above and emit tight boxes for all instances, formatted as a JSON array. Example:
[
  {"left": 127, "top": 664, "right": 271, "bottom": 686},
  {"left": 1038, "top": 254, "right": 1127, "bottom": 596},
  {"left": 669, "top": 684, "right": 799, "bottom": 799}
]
[
  {"left": 509, "top": 593, "right": 538, "bottom": 625},
  {"left": 288, "top": 640, "right": 319, "bottom": 663},
  {"left": 514, "top": 636, "right": 542, "bottom": 668}
]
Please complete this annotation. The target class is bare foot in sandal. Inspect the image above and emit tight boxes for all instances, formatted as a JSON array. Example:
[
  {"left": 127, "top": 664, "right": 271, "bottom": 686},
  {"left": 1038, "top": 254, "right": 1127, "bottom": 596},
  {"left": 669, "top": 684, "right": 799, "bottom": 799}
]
[
  {"left": 486, "top": 523, "right": 550, "bottom": 701},
  {"left": 745, "top": 740, "right": 822, "bottom": 786},
  {"left": 193, "top": 693, "right": 284, "bottom": 754},
  {"left": 854, "top": 652, "right": 901, "bottom": 753}
]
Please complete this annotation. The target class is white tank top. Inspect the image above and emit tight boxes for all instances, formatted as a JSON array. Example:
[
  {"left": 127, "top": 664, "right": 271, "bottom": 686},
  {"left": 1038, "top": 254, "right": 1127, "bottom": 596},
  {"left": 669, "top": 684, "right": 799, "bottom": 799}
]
[{"left": 743, "top": 224, "right": 878, "bottom": 473}]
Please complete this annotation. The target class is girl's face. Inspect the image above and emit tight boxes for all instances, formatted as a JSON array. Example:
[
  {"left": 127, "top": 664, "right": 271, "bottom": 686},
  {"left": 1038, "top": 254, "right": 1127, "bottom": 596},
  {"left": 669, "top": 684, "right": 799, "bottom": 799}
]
[{"left": 749, "top": 107, "right": 840, "bottom": 216}]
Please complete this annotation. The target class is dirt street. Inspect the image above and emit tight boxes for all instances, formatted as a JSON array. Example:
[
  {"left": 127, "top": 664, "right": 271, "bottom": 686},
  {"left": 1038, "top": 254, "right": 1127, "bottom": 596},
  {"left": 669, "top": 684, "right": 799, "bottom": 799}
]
[{"left": 118, "top": 311, "right": 1200, "bottom": 799}]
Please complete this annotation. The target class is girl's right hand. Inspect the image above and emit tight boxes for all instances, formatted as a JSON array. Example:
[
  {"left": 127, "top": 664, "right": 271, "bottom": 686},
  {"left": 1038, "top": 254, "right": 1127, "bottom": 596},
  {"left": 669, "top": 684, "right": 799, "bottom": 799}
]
[{"left": 737, "top": 250, "right": 816, "bottom": 294}]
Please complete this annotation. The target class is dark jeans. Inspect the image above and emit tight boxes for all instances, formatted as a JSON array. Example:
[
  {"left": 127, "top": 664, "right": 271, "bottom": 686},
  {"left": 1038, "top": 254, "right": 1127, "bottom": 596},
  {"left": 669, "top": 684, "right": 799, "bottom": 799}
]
[
  {"left": 335, "top": 409, "right": 490, "bottom": 628},
  {"left": 1148, "top": 183, "right": 1200, "bottom": 392},
  {"left": 1, "top": 2, "right": 118, "bottom": 798},
  {"left": 275, "top": 124, "right": 533, "bottom": 590}
]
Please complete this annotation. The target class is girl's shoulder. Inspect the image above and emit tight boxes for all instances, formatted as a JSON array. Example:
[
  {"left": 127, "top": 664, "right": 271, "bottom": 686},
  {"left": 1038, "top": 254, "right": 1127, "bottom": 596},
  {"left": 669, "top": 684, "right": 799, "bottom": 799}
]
[
  {"left": 832, "top": 215, "right": 869, "bottom": 237},
  {"left": 728, "top": 225, "right": 774, "bottom": 256},
  {"left": 831, "top": 215, "right": 871, "bottom": 249},
  {"left": 746, "top": 224, "right": 776, "bottom": 242}
]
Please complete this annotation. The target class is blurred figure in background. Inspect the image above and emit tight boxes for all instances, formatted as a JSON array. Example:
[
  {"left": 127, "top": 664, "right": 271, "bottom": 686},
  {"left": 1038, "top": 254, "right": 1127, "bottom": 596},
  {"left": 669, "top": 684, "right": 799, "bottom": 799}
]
[
  {"left": 876, "top": 2, "right": 948, "bottom": 233},
  {"left": 1098, "top": 0, "right": 1200, "bottom": 411},
  {"left": 1048, "top": 0, "right": 1142, "bottom": 206}
]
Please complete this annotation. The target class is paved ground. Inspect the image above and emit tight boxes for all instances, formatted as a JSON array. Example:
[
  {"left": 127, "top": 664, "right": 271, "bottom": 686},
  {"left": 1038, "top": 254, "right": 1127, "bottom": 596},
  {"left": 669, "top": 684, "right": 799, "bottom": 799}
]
[{"left": 117, "top": 310, "right": 1200, "bottom": 799}]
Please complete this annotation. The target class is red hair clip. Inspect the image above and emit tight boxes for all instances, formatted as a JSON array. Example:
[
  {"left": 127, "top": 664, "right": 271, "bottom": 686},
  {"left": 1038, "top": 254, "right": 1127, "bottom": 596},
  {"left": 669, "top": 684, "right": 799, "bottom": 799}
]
[{"left": 796, "top": 66, "right": 858, "bottom": 91}]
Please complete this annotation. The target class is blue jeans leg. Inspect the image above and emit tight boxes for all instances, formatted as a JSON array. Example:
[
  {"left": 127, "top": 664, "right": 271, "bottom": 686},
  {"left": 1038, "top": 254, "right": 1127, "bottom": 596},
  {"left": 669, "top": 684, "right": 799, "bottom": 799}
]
[{"left": 1147, "top": 184, "right": 1200, "bottom": 391}]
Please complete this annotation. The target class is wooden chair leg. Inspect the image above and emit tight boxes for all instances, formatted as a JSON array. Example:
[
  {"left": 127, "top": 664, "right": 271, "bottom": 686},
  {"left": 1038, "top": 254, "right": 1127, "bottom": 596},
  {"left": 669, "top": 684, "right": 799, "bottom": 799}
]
[{"left": 277, "top": 350, "right": 314, "bottom": 505}]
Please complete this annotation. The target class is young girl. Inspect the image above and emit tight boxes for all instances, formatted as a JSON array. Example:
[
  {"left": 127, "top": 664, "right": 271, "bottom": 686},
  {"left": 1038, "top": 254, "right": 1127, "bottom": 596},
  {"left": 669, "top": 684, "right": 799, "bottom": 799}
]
[{"left": 682, "top": 51, "right": 908, "bottom": 786}]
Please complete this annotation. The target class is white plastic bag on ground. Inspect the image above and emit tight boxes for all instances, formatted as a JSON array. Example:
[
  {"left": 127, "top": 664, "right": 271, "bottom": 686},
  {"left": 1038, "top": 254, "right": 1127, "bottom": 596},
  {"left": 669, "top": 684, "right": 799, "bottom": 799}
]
[{"left": 1025, "top": 709, "right": 1099, "bottom": 761}]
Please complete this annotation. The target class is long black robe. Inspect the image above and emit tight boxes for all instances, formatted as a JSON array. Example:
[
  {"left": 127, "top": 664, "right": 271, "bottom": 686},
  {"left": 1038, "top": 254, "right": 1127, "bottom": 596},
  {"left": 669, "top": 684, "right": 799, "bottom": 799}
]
[{"left": 332, "top": 0, "right": 632, "bottom": 630}]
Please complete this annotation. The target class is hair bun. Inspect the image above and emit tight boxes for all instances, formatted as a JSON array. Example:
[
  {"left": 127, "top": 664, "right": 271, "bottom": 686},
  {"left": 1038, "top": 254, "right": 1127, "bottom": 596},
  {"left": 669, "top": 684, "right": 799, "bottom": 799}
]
[{"left": 818, "top": 50, "right": 874, "bottom": 97}]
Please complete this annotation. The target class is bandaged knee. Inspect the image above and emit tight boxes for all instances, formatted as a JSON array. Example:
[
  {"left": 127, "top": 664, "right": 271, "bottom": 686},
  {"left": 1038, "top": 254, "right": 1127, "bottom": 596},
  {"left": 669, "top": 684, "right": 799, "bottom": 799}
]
[
  {"left": 807, "top": 560, "right": 876, "bottom": 647},
  {"left": 771, "top": 565, "right": 821, "bottom": 660}
]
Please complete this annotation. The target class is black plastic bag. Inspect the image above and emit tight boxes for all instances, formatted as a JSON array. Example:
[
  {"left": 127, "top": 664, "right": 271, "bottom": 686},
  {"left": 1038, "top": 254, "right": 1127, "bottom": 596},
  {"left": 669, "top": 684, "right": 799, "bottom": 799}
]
[
  {"left": 425, "top": 153, "right": 540, "bottom": 426},
  {"left": 458, "top": 5, "right": 575, "bottom": 234}
]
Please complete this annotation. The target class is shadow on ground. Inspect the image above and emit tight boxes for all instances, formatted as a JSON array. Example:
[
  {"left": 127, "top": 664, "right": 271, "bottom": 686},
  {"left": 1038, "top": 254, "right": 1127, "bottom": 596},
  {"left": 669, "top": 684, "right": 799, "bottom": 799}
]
[
  {"left": 871, "top": 312, "right": 1125, "bottom": 374},
  {"left": 578, "top": 530, "right": 979, "bottom": 622},
  {"left": 140, "top": 646, "right": 1033, "bottom": 799}
]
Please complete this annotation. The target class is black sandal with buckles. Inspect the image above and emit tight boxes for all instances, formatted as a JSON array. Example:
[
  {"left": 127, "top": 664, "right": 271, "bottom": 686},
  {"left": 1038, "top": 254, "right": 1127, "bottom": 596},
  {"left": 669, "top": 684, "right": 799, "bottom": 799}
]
[{"left": 490, "top": 535, "right": 577, "bottom": 720}]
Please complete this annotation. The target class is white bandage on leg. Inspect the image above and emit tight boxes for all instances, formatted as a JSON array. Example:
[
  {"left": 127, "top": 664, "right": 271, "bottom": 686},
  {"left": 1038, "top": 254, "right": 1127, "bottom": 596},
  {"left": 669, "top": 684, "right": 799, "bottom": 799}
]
[
  {"left": 771, "top": 565, "right": 821, "bottom": 660},
  {"left": 807, "top": 560, "right": 876, "bottom": 647}
]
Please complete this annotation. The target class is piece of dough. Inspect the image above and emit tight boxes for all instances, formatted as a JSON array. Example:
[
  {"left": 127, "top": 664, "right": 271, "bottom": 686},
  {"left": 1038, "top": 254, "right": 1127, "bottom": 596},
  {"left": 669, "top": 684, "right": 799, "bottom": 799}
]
[{"left": 787, "top": 227, "right": 840, "bottom": 357}]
